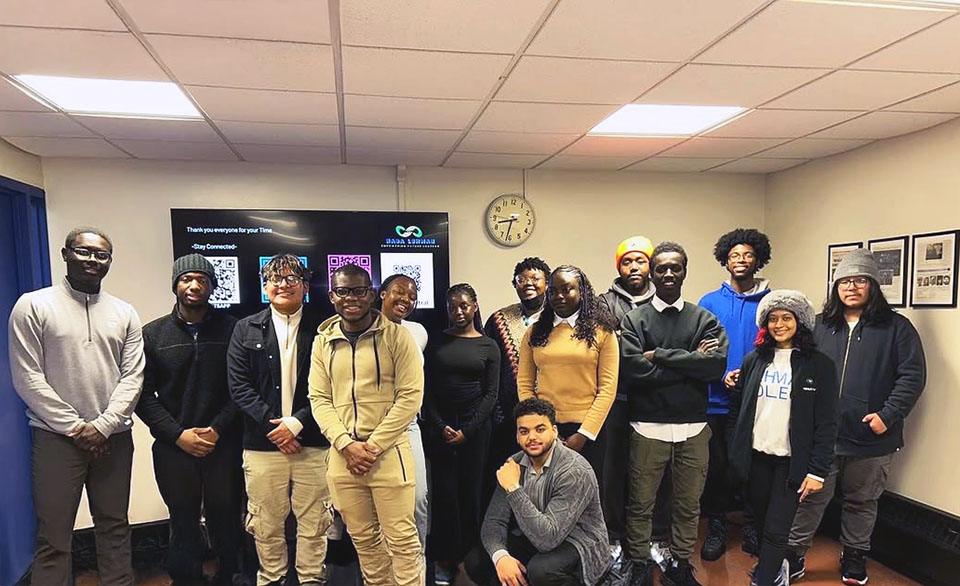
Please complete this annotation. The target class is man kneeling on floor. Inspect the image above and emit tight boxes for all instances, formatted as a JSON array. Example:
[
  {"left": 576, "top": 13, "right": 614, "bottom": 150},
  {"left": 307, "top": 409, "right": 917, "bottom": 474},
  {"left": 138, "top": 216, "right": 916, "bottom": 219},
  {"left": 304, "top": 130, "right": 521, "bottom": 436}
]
[{"left": 465, "top": 398, "right": 610, "bottom": 586}]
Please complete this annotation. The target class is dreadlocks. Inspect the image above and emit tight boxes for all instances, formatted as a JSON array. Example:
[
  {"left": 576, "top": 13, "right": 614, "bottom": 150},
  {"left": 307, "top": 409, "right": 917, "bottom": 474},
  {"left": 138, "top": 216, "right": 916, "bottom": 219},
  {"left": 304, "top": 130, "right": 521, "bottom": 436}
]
[{"left": 529, "top": 265, "right": 614, "bottom": 349}]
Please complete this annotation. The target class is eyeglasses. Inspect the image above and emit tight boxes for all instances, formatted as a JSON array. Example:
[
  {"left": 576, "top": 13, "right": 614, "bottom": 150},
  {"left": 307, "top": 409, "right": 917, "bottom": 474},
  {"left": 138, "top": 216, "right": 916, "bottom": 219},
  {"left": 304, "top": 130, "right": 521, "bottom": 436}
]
[
  {"left": 514, "top": 276, "right": 545, "bottom": 286},
  {"left": 71, "top": 247, "right": 112, "bottom": 262},
  {"left": 728, "top": 252, "right": 756, "bottom": 262},
  {"left": 332, "top": 286, "right": 372, "bottom": 298},
  {"left": 838, "top": 277, "right": 870, "bottom": 289},
  {"left": 266, "top": 274, "right": 303, "bottom": 286}
]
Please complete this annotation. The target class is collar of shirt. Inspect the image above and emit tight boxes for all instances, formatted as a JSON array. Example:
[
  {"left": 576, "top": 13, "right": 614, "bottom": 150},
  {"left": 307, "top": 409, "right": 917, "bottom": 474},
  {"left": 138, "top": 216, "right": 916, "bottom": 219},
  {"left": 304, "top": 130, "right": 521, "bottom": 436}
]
[
  {"left": 651, "top": 295, "right": 684, "bottom": 313},
  {"left": 270, "top": 305, "right": 303, "bottom": 349},
  {"left": 522, "top": 309, "right": 542, "bottom": 327},
  {"left": 552, "top": 310, "right": 579, "bottom": 328},
  {"left": 519, "top": 442, "right": 557, "bottom": 476}
]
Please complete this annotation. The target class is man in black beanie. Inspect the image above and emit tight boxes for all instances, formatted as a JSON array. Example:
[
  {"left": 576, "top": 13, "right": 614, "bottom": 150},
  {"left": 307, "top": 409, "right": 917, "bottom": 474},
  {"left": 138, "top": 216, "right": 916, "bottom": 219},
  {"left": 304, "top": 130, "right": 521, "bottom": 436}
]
[{"left": 136, "top": 253, "right": 244, "bottom": 585}]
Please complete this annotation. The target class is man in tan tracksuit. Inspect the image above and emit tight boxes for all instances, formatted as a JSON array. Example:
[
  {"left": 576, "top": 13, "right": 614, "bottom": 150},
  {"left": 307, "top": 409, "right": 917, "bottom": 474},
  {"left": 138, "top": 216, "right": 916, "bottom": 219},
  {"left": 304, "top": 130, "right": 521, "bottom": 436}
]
[{"left": 309, "top": 263, "right": 424, "bottom": 586}]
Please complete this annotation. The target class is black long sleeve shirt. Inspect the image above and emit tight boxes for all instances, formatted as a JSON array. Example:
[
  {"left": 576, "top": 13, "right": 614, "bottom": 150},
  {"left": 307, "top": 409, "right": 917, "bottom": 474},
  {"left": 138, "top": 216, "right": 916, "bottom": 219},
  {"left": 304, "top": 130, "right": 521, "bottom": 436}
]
[{"left": 424, "top": 333, "right": 500, "bottom": 438}]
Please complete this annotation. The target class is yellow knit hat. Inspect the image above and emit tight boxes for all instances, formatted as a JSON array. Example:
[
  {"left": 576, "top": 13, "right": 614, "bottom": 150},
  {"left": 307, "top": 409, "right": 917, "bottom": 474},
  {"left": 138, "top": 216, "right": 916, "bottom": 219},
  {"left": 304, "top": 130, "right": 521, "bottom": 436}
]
[{"left": 615, "top": 236, "right": 654, "bottom": 269}]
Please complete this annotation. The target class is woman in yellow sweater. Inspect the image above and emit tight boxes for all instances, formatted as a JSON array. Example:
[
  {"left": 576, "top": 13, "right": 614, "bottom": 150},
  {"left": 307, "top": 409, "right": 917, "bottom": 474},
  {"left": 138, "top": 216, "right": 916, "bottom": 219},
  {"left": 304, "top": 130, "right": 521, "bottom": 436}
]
[{"left": 518, "top": 264, "right": 619, "bottom": 478}]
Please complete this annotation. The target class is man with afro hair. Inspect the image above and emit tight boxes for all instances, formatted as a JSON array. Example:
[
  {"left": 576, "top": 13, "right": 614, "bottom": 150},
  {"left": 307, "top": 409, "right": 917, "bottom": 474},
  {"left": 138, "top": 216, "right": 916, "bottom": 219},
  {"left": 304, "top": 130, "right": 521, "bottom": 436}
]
[{"left": 697, "top": 228, "right": 772, "bottom": 561}]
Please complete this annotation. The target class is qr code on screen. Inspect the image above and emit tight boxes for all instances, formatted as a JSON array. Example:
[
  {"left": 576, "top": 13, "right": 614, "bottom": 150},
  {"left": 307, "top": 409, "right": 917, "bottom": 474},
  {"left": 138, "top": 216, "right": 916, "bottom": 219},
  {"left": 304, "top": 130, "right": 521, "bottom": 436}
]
[
  {"left": 391, "top": 264, "right": 422, "bottom": 291},
  {"left": 327, "top": 254, "right": 372, "bottom": 288},
  {"left": 207, "top": 256, "right": 241, "bottom": 305}
]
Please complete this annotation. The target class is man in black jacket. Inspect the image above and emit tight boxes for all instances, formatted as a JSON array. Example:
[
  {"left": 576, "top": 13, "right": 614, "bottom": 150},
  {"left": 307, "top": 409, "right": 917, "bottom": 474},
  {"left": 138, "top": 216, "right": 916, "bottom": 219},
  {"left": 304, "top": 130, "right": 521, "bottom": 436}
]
[
  {"left": 137, "top": 254, "right": 242, "bottom": 585},
  {"left": 228, "top": 254, "right": 332, "bottom": 586},
  {"left": 619, "top": 242, "right": 728, "bottom": 586},
  {"left": 786, "top": 250, "right": 925, "bottom": 586}
]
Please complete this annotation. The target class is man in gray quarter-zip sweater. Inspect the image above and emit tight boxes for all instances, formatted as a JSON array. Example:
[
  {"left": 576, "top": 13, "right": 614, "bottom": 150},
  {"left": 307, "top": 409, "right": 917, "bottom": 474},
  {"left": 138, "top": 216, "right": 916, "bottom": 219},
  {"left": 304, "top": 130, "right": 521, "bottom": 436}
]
[{"left": 7, "top": 226, "right": 144, "bottom": 586}]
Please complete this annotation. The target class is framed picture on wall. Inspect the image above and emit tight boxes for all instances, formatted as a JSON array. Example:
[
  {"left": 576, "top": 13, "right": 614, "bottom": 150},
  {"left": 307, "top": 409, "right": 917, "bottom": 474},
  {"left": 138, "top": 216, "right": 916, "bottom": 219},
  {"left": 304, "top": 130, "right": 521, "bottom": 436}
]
[
  {"left": 910, "top": 229, "right": 959, "bottom": 308},
  {"left": 827, "top": 241, "right": 863, "bottom": 293},
  {"left": 868, "top": 235, "right": 908, "bottom": 307}
]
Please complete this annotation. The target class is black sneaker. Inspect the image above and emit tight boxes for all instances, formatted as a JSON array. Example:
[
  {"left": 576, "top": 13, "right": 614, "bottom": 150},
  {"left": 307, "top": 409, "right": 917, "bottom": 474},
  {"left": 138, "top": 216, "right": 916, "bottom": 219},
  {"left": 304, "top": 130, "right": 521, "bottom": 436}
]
[
  {"left": 786, "top": 549, "right": 806, "bottom": 582},
  {"left": 840, "top": 547, "right": 868, "bottom": 585},
  {"left": 742, "top": 522, "right": 759, "bottom": 556},
  {"left": 661, "top": 559, "right": 702, "bottom": 586},
  {"left": 700, "top": 518, "right": 727, "bottom": 561},
  {"left": 749, "top": 559, "right": 790, "bottom": 586},
  {"left": 628, "top": 559, "right": 654, "bottom": 586}
]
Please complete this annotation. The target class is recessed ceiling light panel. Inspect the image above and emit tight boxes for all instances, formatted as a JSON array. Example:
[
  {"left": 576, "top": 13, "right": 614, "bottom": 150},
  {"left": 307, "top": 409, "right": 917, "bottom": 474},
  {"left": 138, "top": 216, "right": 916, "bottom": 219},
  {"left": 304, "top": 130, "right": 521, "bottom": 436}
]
[
  {"left": 588, "top": 104, "right": 747, "bottom": 137},
  {"left": 13, "top": 75, "right": 202, "bottom": 119},
  {"left": 791, "top": 0, "right": 960, "bottom": 11}
]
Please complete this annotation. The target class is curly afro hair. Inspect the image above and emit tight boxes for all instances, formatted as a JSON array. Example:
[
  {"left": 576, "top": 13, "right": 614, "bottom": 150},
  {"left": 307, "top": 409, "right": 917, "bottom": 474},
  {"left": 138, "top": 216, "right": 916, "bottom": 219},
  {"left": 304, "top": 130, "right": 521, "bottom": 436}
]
[{"left": 713, "top": 228, "right": 772, "bottom": 270}]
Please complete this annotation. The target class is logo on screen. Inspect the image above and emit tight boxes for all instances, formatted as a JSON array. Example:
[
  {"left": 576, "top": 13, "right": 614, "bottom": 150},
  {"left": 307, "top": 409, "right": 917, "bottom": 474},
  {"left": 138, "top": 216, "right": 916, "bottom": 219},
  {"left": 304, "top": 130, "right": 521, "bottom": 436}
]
[{"left": 395, "top": 225, "right": 423, "bottom": 238}]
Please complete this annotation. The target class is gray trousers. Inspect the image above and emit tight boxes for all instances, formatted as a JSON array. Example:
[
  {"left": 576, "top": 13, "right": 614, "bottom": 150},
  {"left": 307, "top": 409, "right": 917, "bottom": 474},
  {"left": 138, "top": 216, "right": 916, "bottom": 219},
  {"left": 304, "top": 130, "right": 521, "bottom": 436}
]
[
  {"left": 31, "top": 428, "right": 134, "bottom": 586},
  {"left": 788, "top": 452, "right": 894, "bottom": 555}
]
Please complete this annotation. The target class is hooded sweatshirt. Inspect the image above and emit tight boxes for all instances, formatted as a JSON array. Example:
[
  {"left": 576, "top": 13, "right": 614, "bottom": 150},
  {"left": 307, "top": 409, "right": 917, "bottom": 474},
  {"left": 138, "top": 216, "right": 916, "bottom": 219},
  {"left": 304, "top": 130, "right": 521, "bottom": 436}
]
[{"left": 698, "top": 280, "right": 770, "bottom": 415}]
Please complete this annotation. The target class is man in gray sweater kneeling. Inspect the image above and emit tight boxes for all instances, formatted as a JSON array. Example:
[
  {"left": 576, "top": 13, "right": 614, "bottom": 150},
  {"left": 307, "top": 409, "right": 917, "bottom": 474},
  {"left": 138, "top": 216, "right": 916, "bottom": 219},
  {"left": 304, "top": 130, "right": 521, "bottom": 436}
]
[{"left": 465, "top": 398, "right": 611, "bottom": 586}]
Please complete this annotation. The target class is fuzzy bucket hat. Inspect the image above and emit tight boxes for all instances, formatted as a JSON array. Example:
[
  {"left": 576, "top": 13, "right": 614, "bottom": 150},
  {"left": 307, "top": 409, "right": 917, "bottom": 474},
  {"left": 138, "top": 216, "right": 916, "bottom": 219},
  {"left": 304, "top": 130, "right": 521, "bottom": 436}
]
[{"left": 756, "top": 289, "right": 816, "bottom": 331}]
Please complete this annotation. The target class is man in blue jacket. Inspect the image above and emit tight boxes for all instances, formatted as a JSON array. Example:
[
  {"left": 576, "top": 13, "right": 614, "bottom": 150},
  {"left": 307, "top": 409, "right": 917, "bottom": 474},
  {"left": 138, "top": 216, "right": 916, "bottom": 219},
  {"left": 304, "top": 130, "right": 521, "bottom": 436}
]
[{"left": 698, "top": 228, "right": 772, "bottom": 560}]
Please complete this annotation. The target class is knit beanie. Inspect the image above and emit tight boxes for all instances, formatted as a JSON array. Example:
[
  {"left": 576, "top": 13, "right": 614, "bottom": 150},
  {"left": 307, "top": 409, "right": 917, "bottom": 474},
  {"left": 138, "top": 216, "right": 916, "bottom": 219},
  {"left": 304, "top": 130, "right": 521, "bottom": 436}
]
[
  {"left": 172, "top": 253, "right": 217, "bottom": 292},
  {"left": 833, "top": 248, "right": 880, "bottom": 284},
  {"left": 615, "top": 235, "right": 655, "bottom": 269},
  {"left": 756, "top": 289, "right": 816, "bottom": 331}
]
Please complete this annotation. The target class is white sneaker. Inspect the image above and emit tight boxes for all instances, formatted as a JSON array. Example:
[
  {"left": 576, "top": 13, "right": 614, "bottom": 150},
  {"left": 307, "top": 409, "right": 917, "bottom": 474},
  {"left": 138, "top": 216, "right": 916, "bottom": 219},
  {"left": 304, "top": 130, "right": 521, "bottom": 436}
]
[{"left": 650, "top": 541, "right": 674, "bottom": 572}]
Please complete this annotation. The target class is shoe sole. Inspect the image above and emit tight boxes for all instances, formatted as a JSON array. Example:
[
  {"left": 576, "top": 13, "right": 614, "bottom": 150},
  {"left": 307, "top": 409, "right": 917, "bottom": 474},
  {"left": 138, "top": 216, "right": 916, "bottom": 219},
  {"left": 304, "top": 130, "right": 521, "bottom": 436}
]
[
  {"left": 790, "top": 568, "right": 806, "bottom": 582},
  {"left": 842, "top": 577, "right": 868, "bottom": 586}
]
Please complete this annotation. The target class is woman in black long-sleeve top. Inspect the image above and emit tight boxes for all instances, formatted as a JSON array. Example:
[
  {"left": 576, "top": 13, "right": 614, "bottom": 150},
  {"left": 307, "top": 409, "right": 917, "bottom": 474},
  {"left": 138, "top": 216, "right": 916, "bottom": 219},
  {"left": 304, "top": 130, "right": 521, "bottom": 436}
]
[
  {"left": 424, "top": 283, "right": 500, "bottom": 584},
  {"left": 726, "top": 290, "right": 838, "bottom": 586}
]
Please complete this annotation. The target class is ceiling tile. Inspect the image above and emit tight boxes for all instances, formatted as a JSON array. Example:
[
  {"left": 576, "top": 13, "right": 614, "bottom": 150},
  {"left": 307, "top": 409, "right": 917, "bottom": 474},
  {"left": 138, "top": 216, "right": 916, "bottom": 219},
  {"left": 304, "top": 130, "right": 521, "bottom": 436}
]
[
  {"left": 346, "top": 127, "right": 460, "bottom": 151},
  {"left": 528, "top": 0, "right": 768, "bottom": 61},
  {"left": 757, "top": 138, "right": 871, "bottom": 158},
  {"left": 710, "top": 157, "right": 809, "bottom": 173},
  {"left": 637, "top": 64, "right": 828, "bottom": 108},
  {"left": 624, "top": 157, "right": 734, "bottom": 172},
  {"left": 707, "top": 109, "right": 863, "bottom": 138},
  {"left": 122, "top": 0, "right": 330, "bottom": 43},
  {"left": 344, "top": 95, "right": 479, "bottom": 130},
  {"left": 457, "top": 131, "right": 579, "bottom": 155},
  {"left": 474, "top": 102, "right": 618, "bottom": 134},
  {"left": 115, "top": 139, "right": 238, "bottom": 161},
  {"left": 341, "top": 0, "right": 549, "bottom": 53},
  {"left": 497, "top": 56, "right": 674, "bottom": 104},
  {"left": 659, "top": 137, "right": 787, "bottom": 158},
  {"left": 346, "top": 148, "right": 447, "bottom": 166},
  {"left": 537, "top": 155, "right": 639, "bottom": 170},
  {"left": 444, "top": 152, "right": 547, "bottom": 169},
  {"left": 0, "top": 0, "right": 126, "bottom": 30},
  {"left": 187, "top": 86, "right": 338, "bottom": 124},
  {"left": 342, "top": 47, "right": 510, "bottom": 99},
  {"left": 0, "top": 112, "right": 93, "bottom": 137},
  {"left": 696, "top": 0, "right": 948, "bottom": 68},
  {"left": 235, "top": 143, "right": 342, "bottom": 165},
  {"left": 765, "top": 70, "right": 959, "bottom": 110},
  {"left": 147, "top": 35, "right": 334, "bottom": 92},
  {"left": 561, "top": 136, "right": 683, "bottom": 157},
  {"left": 0, "top": 28, "right": 166, "bottom": 79},
  {"left": 852, "top": 15, "right": 960, "bottom": 73},
  {"left": 887, "top": 82, "right": 960, "bottom": 113},
  {"left": 76, "top": 117, "right": 221, "bottom": 141},
  {"left": 0, "top": 79, "right": 51, "bottom": 112},
  {"left": 217, "top": 121, "right": 340, "bottom": 146},
  {"left": 810, "top": 111, "right": 956, "bottom": 139},
  {"left": 4, "top": 136, "right": 129, "bottom": 157}
]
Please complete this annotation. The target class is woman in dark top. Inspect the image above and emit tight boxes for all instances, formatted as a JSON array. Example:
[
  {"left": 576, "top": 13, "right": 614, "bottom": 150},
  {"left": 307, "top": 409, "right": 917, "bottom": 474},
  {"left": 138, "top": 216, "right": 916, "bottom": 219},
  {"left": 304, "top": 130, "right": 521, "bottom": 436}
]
[
  {"left": 424, "top": 283, "right": 500, "bottom": 585},
  {"left": 725, "top": 290, "right": 838, "bottom": 586}
]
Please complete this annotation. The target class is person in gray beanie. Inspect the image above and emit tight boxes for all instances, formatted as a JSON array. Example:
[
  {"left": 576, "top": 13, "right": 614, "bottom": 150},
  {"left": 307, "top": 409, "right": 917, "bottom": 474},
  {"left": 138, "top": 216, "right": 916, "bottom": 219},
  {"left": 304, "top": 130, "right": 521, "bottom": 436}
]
[
  {"left": 171, "top": 252, "right": 218, "bottom": 292},
  {"left": 724, "top": 289, "right": 839, "bottom": 586},
  {"left": 784, "top": 249, "right": 926, "bottom": 586}
]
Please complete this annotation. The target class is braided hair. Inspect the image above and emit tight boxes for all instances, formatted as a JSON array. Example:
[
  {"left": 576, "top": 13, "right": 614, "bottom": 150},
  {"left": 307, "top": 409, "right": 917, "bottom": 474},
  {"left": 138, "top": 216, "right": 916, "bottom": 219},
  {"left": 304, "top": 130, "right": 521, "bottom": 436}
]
[
  {"left": 446, "top": 283, "right": 484, "bottom": 332},
  {"left": 529, "top": 265, "right": 614, "bottom": 349}
]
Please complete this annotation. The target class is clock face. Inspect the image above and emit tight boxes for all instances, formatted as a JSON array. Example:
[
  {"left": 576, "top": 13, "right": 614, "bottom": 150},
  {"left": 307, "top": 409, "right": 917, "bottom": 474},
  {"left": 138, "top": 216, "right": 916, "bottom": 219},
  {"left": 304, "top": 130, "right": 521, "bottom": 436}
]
[{"left": 485, "top": 194, "right": 535, "bottom": 247}]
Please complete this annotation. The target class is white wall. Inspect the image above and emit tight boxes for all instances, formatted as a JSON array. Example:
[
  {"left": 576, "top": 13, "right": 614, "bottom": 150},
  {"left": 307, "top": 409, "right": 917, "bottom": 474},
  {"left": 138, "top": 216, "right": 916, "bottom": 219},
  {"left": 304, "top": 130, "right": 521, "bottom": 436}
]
[
  {"left": 40, "top": 157, "right": 765, "bottom": 527},
  {"left": 765, "top": 117, "right": 960, "bottom": 516},
  {"left": 0, "top": 139, "right": 43, "bottom": 187}
]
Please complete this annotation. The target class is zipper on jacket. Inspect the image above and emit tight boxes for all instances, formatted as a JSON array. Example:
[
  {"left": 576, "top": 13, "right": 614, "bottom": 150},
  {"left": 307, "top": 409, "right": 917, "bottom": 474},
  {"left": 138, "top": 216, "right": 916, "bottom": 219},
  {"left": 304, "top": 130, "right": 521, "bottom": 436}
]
[
  {"left": 85, "top": 295, "right": 92, "bottom": 342},
  {"left": 350, "top": 342, "right": 359, "bottom": 439},
  {"left": 372, "top": 332, "right": 381, "bottom": 390},
  {"left": 396, "top": 446, "right": 407, "bottom": 482},
  {"left": 193, "top": 329, "right": 199, "bottom": 360},
  {"left": 838, "top": 324, "right": 856, "bottom": 396}
]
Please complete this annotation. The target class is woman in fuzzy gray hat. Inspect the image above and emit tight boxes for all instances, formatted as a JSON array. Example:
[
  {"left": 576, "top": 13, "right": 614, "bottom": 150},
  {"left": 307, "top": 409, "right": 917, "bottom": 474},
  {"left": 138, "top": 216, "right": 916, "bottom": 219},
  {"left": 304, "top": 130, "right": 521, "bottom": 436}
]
[{"left": 724, "top": 290, "right": 839, "bottom": 586}]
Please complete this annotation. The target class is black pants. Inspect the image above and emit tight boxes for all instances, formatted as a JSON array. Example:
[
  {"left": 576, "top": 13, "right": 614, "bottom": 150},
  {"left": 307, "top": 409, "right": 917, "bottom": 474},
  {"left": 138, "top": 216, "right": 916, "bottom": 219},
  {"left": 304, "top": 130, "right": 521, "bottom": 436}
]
[
  {"left": 748, "top": 451, "right": 800, "bottom": 586},
  {"left": 701, "top": 414, "right": 732, "bottom": 519},
  {"left": 484, "top": 417, "right": 520, "bottom": 511},
  {"left": 429, "top": 419, "right": 492, "bottom": 562},
  {"left": 464, "top": 533, "right": 582, "bottom": 586},
  {"left": 602, "top": 399, "right": 630, "bottom": 543},
  {"left": 557, "top": 422, "right": 604, "bottom": 484},
  {"left": 152, "top": 434, "right": 244, "bottom": 581}
]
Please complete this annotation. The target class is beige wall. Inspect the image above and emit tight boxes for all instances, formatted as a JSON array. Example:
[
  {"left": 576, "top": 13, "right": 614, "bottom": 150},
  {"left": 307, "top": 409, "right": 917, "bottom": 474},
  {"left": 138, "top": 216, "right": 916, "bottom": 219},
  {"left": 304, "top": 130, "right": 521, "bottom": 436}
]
[
  {"left": 764, "top": 117, "right": 960, "bottom": 515},
  {"left": 0, "top": 138, "right": 43, "bottom": 187},
  {"left": 40, "top": 157, "right": 764, "bottom": 527}
]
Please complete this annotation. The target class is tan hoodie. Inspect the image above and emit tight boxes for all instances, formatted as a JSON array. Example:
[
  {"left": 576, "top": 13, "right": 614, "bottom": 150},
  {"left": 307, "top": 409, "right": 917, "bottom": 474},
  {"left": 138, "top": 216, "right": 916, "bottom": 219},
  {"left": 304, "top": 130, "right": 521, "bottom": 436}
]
[{"left": 308, "top": 311, "right": 423, "bottom": 453}]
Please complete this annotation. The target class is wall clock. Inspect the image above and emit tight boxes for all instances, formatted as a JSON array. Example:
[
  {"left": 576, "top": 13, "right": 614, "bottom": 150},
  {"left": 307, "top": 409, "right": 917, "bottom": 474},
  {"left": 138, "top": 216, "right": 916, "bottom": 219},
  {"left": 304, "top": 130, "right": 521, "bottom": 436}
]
[{"left": 485, "top": 194, "right": 535, "bottom": 247}]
